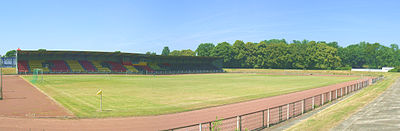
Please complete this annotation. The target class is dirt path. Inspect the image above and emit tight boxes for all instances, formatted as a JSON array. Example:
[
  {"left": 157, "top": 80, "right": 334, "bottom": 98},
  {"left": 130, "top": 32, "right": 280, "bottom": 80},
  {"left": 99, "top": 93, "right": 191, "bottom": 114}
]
[
  {"left": 0, "top": 75, "right": 371, "bottom": 131},
  {"left": 334, "top": 78, "right": 400, "bottom": 130}
]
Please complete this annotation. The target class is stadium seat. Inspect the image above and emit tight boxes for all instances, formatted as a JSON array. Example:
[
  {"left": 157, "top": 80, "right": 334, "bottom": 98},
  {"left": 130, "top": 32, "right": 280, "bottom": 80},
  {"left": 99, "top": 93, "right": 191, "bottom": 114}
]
[
  {"left": 17, "top": 60, "right": 29, "bottom": 73},
  {"left": 131, "top": 62, "right": 154, "bottom": 72},
  {"left": 28, "top": 60, "right": 50, "bottom": 72},
  {"left": 91, "top": 61, "right": 111, "bottom": 72},
  {"left": 133, "top": 65, "right": 154, "bottom": 72},
  {"left": 79, "top": 60, "right": 97, "bottom": 72},
  {"left": 122, "top": 62, "right": 138, "bottom": 72},
  {"left": 148, "top": 62, "right": 163, "bottom": 71},
  {"left": 66, "top": 60, "right": 85, "bottom": 73},
  {"left": 132, "top": 62, "right": 147, "bottom": 66},
  {"left": 48, "top": 60, "right": 70, "bottom": 72},
  {"left": 105, "top": 61, "right": 127, "bottom": 72}
]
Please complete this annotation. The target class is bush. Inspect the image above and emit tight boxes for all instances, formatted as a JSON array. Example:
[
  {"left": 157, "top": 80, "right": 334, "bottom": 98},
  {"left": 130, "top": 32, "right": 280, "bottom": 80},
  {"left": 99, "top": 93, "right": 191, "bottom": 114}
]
[
  {"left": 335, "top": 66, "right": 352, "bottom": 70},
  {"left": 389, "top": 68, "right": 399, "bottom": 72}
]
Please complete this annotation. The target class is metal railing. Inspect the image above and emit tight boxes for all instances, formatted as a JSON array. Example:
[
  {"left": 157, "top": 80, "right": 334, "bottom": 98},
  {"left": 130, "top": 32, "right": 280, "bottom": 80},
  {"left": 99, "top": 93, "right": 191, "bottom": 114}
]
[{"left": 164, "top": 77, "right": 384, "bottom": 131}]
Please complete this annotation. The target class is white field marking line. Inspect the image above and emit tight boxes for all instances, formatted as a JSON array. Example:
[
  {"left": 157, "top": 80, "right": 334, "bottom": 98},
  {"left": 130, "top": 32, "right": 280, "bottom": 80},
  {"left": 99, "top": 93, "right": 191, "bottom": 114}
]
[
  {"left": 35, "top": 76, "right": 103, "bottom": 110},
  {"left": 340, "top": 79, "right": 397, "bottom": 130},
  {"left": 42, "top": 83, "right": 100, "bottom": 116},
  {"left": 42, "top": 77, "right": 101, "bottom": 109}
]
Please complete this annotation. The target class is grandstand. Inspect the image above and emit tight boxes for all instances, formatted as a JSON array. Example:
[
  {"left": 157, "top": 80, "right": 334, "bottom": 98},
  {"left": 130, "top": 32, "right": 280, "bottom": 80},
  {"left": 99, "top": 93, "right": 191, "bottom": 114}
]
[{"left": 16, "top": 50, "right": 223, "bottom": 74}]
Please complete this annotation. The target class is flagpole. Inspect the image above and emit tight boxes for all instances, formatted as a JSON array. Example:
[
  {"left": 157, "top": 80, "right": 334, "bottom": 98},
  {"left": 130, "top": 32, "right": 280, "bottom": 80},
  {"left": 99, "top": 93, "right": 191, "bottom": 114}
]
[{"left": 97, "top": 89, "right": 103, "bottom": 112}]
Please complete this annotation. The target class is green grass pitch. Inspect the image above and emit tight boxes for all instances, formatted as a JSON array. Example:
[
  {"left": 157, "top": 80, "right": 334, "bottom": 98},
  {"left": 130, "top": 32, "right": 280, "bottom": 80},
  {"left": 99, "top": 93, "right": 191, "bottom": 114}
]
[{"left": 22, "top": 73, "right": 358, "bottom": 118}]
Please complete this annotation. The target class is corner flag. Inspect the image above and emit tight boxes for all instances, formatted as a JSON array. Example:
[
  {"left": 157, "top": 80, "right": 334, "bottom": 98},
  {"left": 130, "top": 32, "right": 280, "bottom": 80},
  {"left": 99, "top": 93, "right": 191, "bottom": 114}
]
[
  {"left": 97, "top": 90, "right": 103, "bottom": 95},
  {"left": 97, "top": 89, "right": 103, "bottom": 111}
]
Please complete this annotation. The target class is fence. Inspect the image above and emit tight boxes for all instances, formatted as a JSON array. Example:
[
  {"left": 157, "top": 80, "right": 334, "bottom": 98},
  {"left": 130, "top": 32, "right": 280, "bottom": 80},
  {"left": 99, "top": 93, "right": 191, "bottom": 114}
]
[{"left": 164, "top": 76, "right": 384, "bottom": 131}]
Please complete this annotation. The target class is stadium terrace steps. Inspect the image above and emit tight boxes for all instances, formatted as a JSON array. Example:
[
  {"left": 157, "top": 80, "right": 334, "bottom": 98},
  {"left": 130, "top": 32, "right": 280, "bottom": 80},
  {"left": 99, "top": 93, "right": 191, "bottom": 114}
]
[
  {"left": 132, "top": 62, "right": 147, "bottom": 66},
  {"left": 17, "top": 61, "right": 29, "bottom": 73},
  {"left": 148, "top": 63, "right": 163, "bottom": 71},
  {"left": 122, "top": 62, "right": 138, "bottom": 72},
  {"left": 132, "top": 62, "right": 154, "bottom": 72},
  {"left": 65, "top": 60, "right": 85, "bottom": 72},
  {"left": 105, "top": 61, "right": 127, "bottom": 72},
  {"left": 91, "top": 61, "right": 111, "bottom": 72},
  {"left": 133, "top": 65, "right": 154, "bottom": 72},
  {"left": 78, "top": 60, "right": 97, "bottom": 72},
  {"left": 28, "top": 60, "right": 50, "bottom": 72},
  {"left": 49, "top": 60, "right": 70, "bottom": 72}
]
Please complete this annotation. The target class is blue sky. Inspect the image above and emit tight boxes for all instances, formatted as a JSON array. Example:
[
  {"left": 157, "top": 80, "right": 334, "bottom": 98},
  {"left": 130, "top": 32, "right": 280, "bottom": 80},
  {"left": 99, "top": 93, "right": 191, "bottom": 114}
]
[{"left": 1, "top": 0, "right": 400, "bottom": 55}]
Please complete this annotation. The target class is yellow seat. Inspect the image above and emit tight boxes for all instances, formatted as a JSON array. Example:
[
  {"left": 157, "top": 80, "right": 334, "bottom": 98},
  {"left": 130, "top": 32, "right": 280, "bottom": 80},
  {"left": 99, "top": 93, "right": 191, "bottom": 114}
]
[
  {"left": 28, "top": 60, "right": 50, "bottom": 72},
  {"left": 66, "top": 60, "right": 85, "bottom": 72},
  {"left": 123, "top": 64, "right": 138, "bottom": 72},
  {"left": 91, "top": 61, "right": 111, "bottom": 72}
]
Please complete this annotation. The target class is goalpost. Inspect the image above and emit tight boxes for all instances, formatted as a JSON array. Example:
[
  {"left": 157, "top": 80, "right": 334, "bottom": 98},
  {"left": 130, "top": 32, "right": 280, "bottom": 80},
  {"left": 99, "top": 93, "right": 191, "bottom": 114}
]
[{"left": 31, "top": 68, "right": 43, "bottom": 84}]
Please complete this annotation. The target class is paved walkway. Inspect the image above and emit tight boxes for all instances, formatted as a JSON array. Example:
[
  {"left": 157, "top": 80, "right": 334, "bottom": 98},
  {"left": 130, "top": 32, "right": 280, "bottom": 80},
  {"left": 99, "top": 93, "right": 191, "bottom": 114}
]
[{"left": 334, "top": 78, "right": 400, "bottom": 130}]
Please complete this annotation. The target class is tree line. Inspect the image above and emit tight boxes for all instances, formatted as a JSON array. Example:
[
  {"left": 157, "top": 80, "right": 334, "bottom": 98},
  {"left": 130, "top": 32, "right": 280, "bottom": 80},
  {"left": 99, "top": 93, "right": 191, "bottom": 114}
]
[{"left": 163, "top": 39, "right": 400, "bottom": 70}]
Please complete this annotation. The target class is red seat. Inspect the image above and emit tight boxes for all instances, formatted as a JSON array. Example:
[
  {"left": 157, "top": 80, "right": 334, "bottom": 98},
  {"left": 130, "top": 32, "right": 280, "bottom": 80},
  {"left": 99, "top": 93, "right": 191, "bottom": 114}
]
[
  {"left": 133, "top": 65, "right": 154, "bottom": 72},
  {"left": 18, "top": 61, "right": 29, "bottom": 73},
  {"left": 79, "top": 60, "right": 97, "bottom": 72},
  {"left": 49, "top": 60, "right": 70, "bottom": 72},
  {"left": 105, "top": 61, "right": 126, "bottom": 72}
]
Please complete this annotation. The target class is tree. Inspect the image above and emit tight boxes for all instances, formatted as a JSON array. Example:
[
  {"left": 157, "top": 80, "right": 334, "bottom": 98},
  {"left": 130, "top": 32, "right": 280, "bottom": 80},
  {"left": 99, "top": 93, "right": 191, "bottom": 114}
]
[
  {"left": 289, "top": 41, "right": 308, "bottom": 69},
  {"left": 210, "top": 42, "right": 233, "bottom": 67},
  {"left": 145, "top": 52, "right": 156, "bottom": 56},
  {"left": 189, "top": 39, "right": 400, "bottom": 69},
  {"left": 180, "top": 49, "right": 196, "bottom": 56},
  {"left": 161, "top": 46, "right": 170, "bottom": 56},
  {"left": 365, "top": 42, "right": 381, "bottom": 68},
  {"left": 169, "top": 49, "right": 195, "bottom": 56},
  {"left": 196, "top": 43, "right": 215, "bottom": 56},
  {"left": 243, "top": 42, "right": 258, "bottom": 68},
  {"left": 232, "top": 40, "right": 246, "bottom": 67},
  {"left": 4, "top": 50, "right": 16, "bottom": 57},
  {"left": 341, "top": 44, "right": 366, "bottom": 68},
  {"left": 304, "top": 41, "right": 341, "bottom": 69},
  {"left": 326, "top": 41, "right": 340, "bottom": 49},
  {"left": 169, "top": 50, "right": 181, "bottom": 56}
]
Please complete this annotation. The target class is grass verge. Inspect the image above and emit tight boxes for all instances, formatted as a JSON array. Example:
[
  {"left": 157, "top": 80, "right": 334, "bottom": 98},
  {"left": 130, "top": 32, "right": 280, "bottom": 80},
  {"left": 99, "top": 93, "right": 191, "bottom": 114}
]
[{"left": 285, "top": 73, "right": 398, "bottom": 131}]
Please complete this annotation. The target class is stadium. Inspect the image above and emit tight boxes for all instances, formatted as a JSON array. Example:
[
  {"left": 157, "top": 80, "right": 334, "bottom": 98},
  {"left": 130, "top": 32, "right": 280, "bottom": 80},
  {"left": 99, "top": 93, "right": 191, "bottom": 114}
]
[
  {"left": 1, "top": 1, "right": 399, "bottom": 131},
  {"left": 0, "top": 49, "right": 385, "bottom": 130},
  {"left": 16, "top": 50, "right": 224, "bottom": 74}
]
